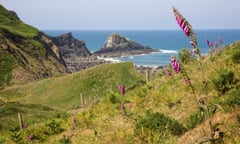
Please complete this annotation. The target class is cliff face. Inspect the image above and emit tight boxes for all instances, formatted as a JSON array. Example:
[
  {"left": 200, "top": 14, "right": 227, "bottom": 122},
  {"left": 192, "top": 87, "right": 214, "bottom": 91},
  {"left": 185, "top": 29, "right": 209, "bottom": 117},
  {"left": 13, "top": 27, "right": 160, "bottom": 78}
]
[
  {"left": 50, "top": 32, "right": 91, "bottom": 57},
  {"left": 0, "top": 5, "right": 67, "bottom": 86},
  {"left": 94, "top": 33, "right": 158, "bottom": 57}
]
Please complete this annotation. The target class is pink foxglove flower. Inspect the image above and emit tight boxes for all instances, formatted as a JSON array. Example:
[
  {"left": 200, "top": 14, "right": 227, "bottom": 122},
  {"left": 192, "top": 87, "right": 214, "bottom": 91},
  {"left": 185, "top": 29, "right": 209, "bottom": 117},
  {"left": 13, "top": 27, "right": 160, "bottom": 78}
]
[
  {"left": 23, "top": 123, "right": 28, "bottom": 129},
  {"left": 173, "top": 7, "right": 192, "bottom": 37},
  {"left": 72, "top": 117, "right": 76, "bottom": 125},
  {"left": 171, "top": 56, "right": 181, "bottom": 73},
  {"left": 28, "top": 134, "right": 34, "bottom": 141},
  {"left": 184, "top": 77, "right": 190, "bottom": 85},
  {"left": 165, "top": 69, "right": 172, "bottom": 76},
  {"left": 119, "top": 84, "right": 125, "bottom": 96},
  {"left": 191, "top": 49, "right": 196, "bottom": 56},
  {"left": 189, "top": 41, "right": 195, "bottom": 46},
  {"left": 120, "top": 103, "right": 125, "bottom": 110},
  {"left": 206, "top": 39, "right": 213, "bottom": 48}
]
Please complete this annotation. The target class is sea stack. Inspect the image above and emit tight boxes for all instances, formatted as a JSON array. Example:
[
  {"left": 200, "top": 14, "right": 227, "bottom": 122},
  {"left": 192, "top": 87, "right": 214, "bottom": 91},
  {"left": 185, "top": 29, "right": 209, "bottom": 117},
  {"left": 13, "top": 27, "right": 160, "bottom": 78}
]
[{"left": 94, "top": 33, "right": 158, "bottom": 57}]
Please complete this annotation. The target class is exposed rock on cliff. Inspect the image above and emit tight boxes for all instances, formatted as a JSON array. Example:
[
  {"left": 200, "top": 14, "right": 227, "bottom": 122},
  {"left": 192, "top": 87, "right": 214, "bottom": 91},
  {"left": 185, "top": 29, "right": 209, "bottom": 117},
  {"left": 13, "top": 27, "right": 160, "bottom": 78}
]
[
  {"left": 50, "top": 32, "right": 91, "bottom": 57},
  {"left": 94, "top": 33, "right": 159, "bottom": 57},
  {"left": 0, "top": 4, "right": 67, "bottom": 86}
]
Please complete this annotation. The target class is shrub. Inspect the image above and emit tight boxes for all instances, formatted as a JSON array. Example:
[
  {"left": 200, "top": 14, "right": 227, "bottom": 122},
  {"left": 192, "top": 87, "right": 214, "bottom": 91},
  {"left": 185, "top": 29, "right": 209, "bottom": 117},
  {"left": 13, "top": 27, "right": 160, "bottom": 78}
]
[
  {"left": 231, "top": 49, "right": 240, "bottom": 63},
  {"left": 109, "top": 92, "right": 120, "bottom": 104},
  {"left": 0, "top": 136, "right": 5, "bottom": 143},
  {"left": 59, "top": 135, "right": 71, "bottom": 144},
  {"left": 178, "top": 48, "right": 193, "bottom": 64},
  {"left": 211, "top": 69, "right": 236, "bottom": 94},
  {"left": 225, "top": 85, "right": 240, "bottom": 107},
  {"left": 45, "top": 119, "right": 64, "bottom": 134},
  {"left": 134, "top": 111, "right": 187, "bottom": 139},
  {"left": 187, "top": 107, "right": 206, "bottom": 129},
  {"left": 0, "top": 53, "right": 15, "bottom": 87}
]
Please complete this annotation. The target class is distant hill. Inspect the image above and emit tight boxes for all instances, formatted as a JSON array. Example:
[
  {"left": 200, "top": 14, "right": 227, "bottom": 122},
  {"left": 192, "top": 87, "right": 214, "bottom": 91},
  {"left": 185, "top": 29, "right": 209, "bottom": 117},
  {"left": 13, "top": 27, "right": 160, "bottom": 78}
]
[
  {"left": 94, "top": 33, "right": 159, "bottom": 57},
  {"left": 0, "top": 4, "right": 67, "bottom": 87}
]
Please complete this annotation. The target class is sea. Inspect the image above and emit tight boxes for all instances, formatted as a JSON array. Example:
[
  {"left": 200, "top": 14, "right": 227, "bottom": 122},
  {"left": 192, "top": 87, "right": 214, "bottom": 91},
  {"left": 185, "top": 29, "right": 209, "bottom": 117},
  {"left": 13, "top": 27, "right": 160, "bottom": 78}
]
[{"left": 44, "top": 29, "right": 240, "bottom": 67}]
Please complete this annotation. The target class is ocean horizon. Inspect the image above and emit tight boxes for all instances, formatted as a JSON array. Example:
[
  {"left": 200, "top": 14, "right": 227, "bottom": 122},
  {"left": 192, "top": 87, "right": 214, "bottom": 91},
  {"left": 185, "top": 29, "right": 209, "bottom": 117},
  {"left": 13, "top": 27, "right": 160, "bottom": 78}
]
[{"left": 44, "top": 29, "right": 240, "bottom": 67}]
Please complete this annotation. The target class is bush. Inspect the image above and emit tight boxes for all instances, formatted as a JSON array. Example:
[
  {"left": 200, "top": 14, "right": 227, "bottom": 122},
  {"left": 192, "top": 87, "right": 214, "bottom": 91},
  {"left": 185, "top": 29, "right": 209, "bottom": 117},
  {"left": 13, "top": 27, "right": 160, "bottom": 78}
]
[
  {"left": 211, "top": 69, "right": 236, "bottom": 94},
  {"left": 225, "top": 85, "right": 240, "bottom": 107},
  {"left": 0, "top": 53, "right": 15, "bottom": 87},
  {"left": 45, "top": 119, "right": 64, "bottom": 134},
  {"left": 231, "top": 49, "right": 240, "bottom": 63},
  {"left": 187, "top": 108, "right": 205, "bottom": 129},
  {"left": 134, "top": 111, "right": 186, "bottom": 138},
  {"left": 59, "top": 135, "right": 71, "bottom": 144},
  {"left": 109, "top": 92, "right": 120, "bottom": 104},
  {"left": 178, "top": 48, "right": 194, "bottom": 64}
]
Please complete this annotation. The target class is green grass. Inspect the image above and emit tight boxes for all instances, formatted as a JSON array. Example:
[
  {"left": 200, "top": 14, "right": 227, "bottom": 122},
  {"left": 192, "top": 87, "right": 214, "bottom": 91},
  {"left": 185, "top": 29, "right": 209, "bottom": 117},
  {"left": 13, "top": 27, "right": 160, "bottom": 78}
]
[
  {"left": 0, "top": 62, "right": 144, "bottom": 110},
  {"left": 1, "top": 42, "right": 240, "bottom": 143},
  {"left": 0, "top": 4, "right": 38, "bottom": 38}
]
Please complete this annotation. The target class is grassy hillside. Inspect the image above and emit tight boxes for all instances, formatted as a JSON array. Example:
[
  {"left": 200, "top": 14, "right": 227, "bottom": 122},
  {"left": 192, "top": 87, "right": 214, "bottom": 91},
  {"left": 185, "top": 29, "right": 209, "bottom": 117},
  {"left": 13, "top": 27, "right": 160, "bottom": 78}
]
[
  {"left": 0, "top": 62, "right": 143, "bottom": 110},
  {"left": 0, "top": 4, "right": 67, "bottom": 87},
  {"left": 0, "top": 42, "right": 240, "bottom": 143},
  {"left": 0, "top": 4, "right": 38, "bottom": 38}
]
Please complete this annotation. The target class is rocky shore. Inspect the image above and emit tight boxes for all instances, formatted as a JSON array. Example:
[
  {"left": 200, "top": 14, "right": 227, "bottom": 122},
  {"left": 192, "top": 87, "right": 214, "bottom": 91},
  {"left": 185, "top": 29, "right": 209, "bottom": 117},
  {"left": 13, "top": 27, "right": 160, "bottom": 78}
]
[{"left": 49, "top": 32, "right": 162, "bottom": 73}]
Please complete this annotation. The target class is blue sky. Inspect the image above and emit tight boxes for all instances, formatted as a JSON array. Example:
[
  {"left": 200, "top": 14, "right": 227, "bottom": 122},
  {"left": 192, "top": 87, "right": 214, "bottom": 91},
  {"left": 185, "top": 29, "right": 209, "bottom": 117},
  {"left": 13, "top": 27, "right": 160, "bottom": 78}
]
[{"left": 1, "top": 0, "right": 240, "bottom": 30}]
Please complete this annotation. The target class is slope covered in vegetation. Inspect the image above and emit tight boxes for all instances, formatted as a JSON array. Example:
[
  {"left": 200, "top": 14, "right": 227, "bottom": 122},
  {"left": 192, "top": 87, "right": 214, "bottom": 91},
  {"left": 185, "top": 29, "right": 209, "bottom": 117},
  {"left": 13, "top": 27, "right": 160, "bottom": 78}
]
[
  {"left": 0, "top": 4, "right": 67, "bottom": 88},
  {"left": 0, "top": 41, "right": 240, "bottom": 143}
]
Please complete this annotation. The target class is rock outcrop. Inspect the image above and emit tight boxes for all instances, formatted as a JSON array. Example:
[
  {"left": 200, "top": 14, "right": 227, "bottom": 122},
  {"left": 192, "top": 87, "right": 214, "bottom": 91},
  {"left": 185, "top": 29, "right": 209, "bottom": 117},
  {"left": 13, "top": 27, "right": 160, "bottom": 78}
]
[
  {"left": 50, "top": 32, "right": 106, "bottom": 72},
  {"left": 50, "top": 32, "right": 91, "bottom": 58},
  {"left": 94, "top": 33, "right": 158, "bottom": 57}
]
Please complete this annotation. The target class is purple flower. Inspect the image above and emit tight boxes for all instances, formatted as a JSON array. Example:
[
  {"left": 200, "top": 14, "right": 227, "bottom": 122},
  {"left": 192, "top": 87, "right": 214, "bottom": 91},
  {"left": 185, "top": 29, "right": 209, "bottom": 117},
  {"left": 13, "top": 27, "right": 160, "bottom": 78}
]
[
  {"left": 189, "top": 41, "right": 195, "bottom": 46},
  {"left": 184, "top": 77, "right": 190, "bottom": 85},
  {"left": 72, "top": 117, "right": 76, "bottom": 125},
  {"left": 128, "top": 103, "right": 132, "bottom": 109},
  {"left": 119, "top": 85, "right": 125, "bottom": 96},
  {"left": 165, "top": 69, "right": 172, "bottom": 76},
  {"left": 171, "top": 56, "right": 181, "bottom": 73},
  {"left": 120, "top": 103, "right": 125, "bottom": 110},
  {"left": 206, "top": 39, "right": 213, "bottom": 48},
  {"left": 28, "top": 134, "right": 34, "bottom": 141},
  {"left": 173, "top": 7, "right": 191, "bottom": 37},
  {"left": 23, "top": 123, "right": 28, "bottom": 129},
  {"left": 191, "top": 49, "right": 196, "bottom": 56}
]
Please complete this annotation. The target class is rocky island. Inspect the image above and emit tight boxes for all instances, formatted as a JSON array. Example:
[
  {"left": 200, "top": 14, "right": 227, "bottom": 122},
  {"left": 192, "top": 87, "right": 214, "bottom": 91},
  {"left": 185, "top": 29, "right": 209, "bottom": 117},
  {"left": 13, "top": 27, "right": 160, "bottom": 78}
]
[
  {"left": 50, "top": 32, "right": 106, "bottom": 72},
  {"left": 94, "top": 33, "right": 159, "bottom": 57}
]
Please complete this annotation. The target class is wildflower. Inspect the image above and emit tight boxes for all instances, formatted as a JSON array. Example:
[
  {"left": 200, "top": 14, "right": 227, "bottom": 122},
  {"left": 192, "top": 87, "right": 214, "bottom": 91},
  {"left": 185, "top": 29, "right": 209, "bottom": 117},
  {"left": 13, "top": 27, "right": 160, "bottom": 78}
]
[
  {"left": 119, "top": 84, "right": 125, "bottom": 96},
  {"left": 184, "top": 77, "right": 190, "bottom": 85},
  {"left": 171, "top": 56, "right": 181, "bottom": 73},
  {"left": 191, "top": 49, "right": 196, "bottom": 56},
  {"left": 28, "top": 134, "right": 34, "bottom": 141},
  {"left": 120, "top": 102, "right": 125, "bottom": 110},
  {"left": 189, "top": 41, "right": 195, "bottom": 46},
  {"left": 23, "top": 123, "right": 27, "bottom": 129},
  {"left": 206, "top": 39, "right": 213, "bottom": 48},
  {"left": 173, "top": 7, "right": 191, "bottom": 37},
  {"left": 128, "top": 103, "right": 132, "bottom": 109},
  {"left": 72, "top": 117, "right": 76, "bottom": 125},
  {"left": 165, "top": 69, "right": 172, "bottom": 76}
]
